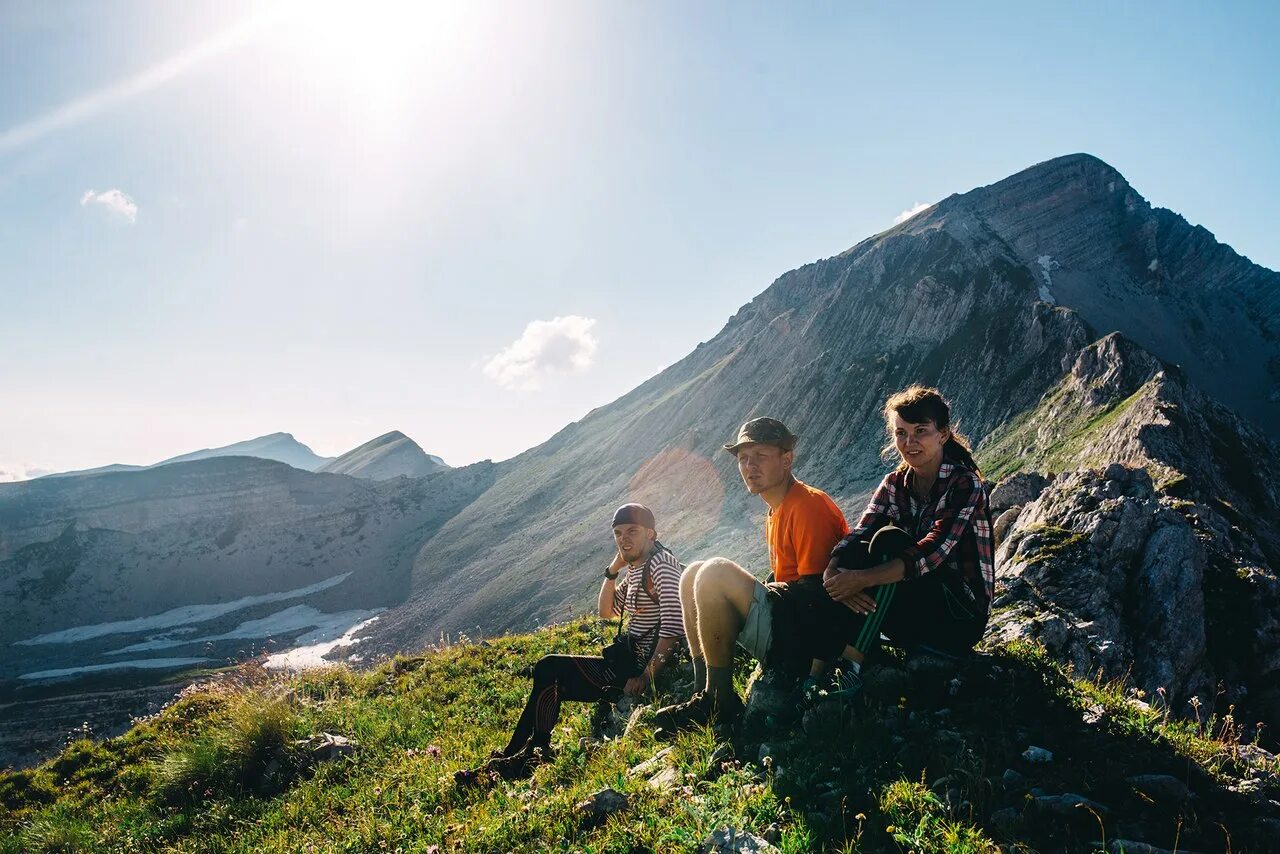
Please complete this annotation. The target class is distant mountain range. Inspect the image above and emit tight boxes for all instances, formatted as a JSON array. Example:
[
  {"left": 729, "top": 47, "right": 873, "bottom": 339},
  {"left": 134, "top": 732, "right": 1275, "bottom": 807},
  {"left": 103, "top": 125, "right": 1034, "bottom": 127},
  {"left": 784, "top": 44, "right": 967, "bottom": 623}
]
[
  {"left": 37, "top": 431, "right": 448, "bottom": 482},
  {"left": 317, "top": 431, "right": 448, "bottom": 480},
  {"left": 3, "top": 153, "right": 1278, "bottom": 765}
]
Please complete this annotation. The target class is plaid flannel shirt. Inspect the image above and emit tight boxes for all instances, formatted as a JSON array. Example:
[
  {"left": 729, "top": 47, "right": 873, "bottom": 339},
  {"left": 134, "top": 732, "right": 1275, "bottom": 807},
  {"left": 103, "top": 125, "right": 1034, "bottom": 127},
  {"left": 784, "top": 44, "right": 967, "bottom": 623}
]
[{"left": 833, "top": 458, "right": 995, "bottom": 601}]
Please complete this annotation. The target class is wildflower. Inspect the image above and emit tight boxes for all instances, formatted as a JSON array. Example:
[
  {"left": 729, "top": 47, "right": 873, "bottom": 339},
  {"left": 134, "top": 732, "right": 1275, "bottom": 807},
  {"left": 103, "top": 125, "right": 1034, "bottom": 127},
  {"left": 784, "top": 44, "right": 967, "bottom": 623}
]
[
  {"left": 426, "top": 744, "right": 442, "bottom": 758},
  {"left": 886, "top": 825, "right": 897, "bottom": 834},
  {"left": 854, "top": 813, "right": 867, "bottom": 821}
]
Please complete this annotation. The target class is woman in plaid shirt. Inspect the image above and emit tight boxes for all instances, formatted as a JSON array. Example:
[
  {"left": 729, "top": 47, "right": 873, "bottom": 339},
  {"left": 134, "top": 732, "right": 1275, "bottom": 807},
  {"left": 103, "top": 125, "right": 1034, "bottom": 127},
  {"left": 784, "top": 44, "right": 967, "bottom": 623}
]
[{"left": 813, "top": 385, "right": 994, "bottom": 700}]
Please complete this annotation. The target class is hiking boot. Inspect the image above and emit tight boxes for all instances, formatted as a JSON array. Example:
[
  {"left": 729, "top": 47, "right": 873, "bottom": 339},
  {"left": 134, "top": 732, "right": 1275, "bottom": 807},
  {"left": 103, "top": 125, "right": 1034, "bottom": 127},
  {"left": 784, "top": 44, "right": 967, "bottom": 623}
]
[
  {"left": 654, "top": 691, "right": 743, "bottom": 740},
  {"left": 486, "top": 742, "right": 551, "bottom": 782},
  {"left": 590, "top": 700, "right": 615, "bottom": 738}
]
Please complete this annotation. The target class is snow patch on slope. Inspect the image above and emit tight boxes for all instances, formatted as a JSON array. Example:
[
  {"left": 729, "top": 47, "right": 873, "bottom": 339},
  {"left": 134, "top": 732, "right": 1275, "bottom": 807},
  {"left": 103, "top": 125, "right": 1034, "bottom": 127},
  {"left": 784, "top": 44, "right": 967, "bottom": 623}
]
[
  {"left": 265, "top": 614, "right": 383, "bottom": 671},
  {"left": 104, "top": 604, "right": 383, "bottom": 655},
  {"left": 1036, "top": 254, "right": 1059, "bottom": 303},
  {"left": 17, "top": 573, "right": 354, "bottom": 645}
]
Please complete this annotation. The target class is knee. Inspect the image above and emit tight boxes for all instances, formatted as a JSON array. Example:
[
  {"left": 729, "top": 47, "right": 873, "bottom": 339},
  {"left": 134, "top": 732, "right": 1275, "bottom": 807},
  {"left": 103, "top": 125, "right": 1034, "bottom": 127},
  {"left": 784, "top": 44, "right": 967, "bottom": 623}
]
[
  {"left": 693, "top": 557, "right": 743, "bottom": 594},
  {"left": 532, "top": 655, "right": 558, "bottom": 684},
  {"left": 870, "top": 526, "right": 914, "bottom": 559},
  {"left": 680, "top": 561, "right": 704, "bottom": 598}
]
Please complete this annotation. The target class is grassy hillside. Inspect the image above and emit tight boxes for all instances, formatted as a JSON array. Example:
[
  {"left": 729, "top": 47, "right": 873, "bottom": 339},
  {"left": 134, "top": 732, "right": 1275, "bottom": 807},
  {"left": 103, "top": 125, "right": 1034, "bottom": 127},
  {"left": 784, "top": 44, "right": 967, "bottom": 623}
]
[{"left": 3, "top": 619, "right": 1276, "bottom": 852}]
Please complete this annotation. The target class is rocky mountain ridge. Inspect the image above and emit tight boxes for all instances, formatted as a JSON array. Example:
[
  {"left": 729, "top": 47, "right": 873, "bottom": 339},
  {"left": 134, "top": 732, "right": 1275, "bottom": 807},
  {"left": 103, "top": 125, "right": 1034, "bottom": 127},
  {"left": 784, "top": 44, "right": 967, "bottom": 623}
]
[{"left": 317, "top": 431, "right": 448, "bottom": 480}]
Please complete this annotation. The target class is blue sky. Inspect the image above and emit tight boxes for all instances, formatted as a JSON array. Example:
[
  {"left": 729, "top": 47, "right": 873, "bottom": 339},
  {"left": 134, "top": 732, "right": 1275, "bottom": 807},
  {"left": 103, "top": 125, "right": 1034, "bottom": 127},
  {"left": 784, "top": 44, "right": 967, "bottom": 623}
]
[{"left": 2, "top": 0, "right": 1277, "bottom": 478}]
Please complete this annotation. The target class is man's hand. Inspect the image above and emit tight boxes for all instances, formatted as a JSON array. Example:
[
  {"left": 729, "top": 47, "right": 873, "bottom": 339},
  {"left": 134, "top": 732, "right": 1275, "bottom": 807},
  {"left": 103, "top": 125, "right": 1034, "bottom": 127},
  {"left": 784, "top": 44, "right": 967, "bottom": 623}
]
[
  {"left": 824, "top": 569, "right": 877, "bottom": 614},
  {"left": 624, "top": 674, "right": 650, "bottom": 696},
  {"left": 822, "top": 556, "right": 840, "bottom": 583}
]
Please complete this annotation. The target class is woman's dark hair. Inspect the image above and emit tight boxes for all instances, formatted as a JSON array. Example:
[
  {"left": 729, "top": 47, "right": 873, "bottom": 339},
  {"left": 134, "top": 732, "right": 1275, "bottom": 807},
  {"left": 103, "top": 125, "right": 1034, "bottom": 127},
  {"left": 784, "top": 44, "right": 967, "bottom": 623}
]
[{"left": 879, "top": 385, "right": 982, "bottom": 478}]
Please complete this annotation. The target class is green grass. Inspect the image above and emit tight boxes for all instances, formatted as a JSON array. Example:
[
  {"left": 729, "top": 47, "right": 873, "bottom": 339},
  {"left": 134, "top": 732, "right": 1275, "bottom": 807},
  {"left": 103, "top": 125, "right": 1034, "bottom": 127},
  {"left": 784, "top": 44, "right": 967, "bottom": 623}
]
[
  {"left": 976, "top": 376, "right": 1160, "bottom": 481},
  {"left": 2, "top": 621, "right": 1274, "bottom": 852}
]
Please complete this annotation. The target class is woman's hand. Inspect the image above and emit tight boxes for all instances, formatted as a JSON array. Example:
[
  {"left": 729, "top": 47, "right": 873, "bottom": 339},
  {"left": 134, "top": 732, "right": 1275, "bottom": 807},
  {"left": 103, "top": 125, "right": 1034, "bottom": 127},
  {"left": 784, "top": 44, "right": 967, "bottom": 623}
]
[
  {"left": 624, "top": 673, "right": 650, "bottom": 696},
  {"left": 823, "top": 569, "right": 877, "bottom": 614}
]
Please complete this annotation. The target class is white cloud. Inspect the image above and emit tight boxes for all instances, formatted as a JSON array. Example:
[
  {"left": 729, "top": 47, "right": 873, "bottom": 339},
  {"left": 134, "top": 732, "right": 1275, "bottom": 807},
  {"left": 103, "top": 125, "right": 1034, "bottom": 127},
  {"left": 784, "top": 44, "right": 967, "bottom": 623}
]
[
  {"left": 893, "top": 201, "right": 933, "bottom": 225},
  {"left": 0, "top": 463, "right": 54, "bottom": 483},
  {"left": 80, "top": 188, "right": 138, "bottom": 224},
  {"left": 483, "top": 315, "right": 599, "bottom": 390}
]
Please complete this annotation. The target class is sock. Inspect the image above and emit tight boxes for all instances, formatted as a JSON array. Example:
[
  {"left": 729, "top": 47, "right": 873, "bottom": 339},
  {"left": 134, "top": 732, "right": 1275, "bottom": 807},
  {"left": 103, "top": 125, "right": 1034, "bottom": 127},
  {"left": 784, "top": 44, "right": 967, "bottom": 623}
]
[
  {"left": 707, "top": 665, "right": 734, "bottom": 701},
  {"left": 691, "top": 656, "right": 707, "bottom": 690}
]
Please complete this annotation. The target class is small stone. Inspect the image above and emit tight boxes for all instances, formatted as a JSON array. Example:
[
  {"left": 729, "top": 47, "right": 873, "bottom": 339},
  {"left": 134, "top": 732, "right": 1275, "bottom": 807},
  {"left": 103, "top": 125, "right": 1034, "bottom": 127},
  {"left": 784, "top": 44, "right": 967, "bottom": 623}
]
[
  {"left": 1125, "top": 773, "right": 1192, "bottom": 805},
  {"left": 1033, "top": 792, "right": 1109, "bottom": 818},
  {"left": 989, "top": 807, "right": 1022, "bottom": 833},
  {"left": 576, "top": 788, "right": 628, "bottom": 826},
  {"left": 627, "top": 747, "right": 674, "bottom": 778},
  {"left": 699, "top": 826, "right": 780, "bottom": 853},
  {"left": 1000, "top": 768, "right": 1028, "bottom": 789},
  {"left": 648, "top": 765, "right": 680, "bottom": 792},
  {"left": 1107, "top": 841, "right": 1195, "bottom": 854},
  {"left": 1021, "top": 745, "right": 1053, "bottom": 763},
  {"left": 1104, "top": 463, "right": 1129, "bottom": 482},
  {"left": 761, "top": 823, "right": 782, "bottom": 845}
]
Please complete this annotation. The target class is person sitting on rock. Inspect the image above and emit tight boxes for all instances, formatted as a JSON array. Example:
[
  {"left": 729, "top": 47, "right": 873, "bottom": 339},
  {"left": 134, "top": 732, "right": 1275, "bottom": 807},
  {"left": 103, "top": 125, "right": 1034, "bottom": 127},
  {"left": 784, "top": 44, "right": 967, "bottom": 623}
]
[
  {"left": 454, "top": 503, "right": 685, "bottom": 786},
  {"left": 650, "top": 417, "right": 851, "bottom": 739},
  {"left": 818, "top": 384, "right": 995, "bottom": 702}
]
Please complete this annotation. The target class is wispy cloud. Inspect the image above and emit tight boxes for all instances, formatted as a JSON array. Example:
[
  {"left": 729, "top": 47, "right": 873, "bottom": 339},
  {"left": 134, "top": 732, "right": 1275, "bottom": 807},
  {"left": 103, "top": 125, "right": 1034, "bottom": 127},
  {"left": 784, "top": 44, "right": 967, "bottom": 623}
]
[
  {"left": 893, "top": 201, "right": 933, "bottom": 225},
  {"left": 80, "top": 188, "right": 138, "bottom": 223},
  {"left": 483, "top": 315, "right": 599, "bottom": 390},
  {"left": 0, "top": 8, "right": 283, "bottom": 155},
  {"left": 0, "top": 463, "right": 54, "bottom": 483}
]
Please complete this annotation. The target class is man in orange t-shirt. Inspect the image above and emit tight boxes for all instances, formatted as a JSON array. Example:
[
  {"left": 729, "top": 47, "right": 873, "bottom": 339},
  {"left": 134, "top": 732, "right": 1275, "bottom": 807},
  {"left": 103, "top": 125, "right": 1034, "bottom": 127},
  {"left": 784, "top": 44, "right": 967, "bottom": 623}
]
[
  {"left": 766, "top": 478, "right": 850, "bottom": 584},
  {"left": 653, "top": 417, "right": 852, "bottom": 738}
]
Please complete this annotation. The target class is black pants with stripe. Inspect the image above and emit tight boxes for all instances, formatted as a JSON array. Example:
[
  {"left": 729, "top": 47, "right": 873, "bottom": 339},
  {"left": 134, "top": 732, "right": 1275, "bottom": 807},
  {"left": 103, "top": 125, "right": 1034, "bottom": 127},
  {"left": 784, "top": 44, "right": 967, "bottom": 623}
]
[
  {"left": 818, "top": 525, "right": 989, "bottom": 660},
  {"left": 500, "top": 655, "right": 623, "bottom": 756}
]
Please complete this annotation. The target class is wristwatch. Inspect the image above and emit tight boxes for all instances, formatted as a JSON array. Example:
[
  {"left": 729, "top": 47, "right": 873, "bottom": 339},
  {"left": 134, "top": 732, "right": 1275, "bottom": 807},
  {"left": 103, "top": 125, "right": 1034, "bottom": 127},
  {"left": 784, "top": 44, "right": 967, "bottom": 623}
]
[{"left": 605, "top": 566, "right": 620, "bottom": 580}]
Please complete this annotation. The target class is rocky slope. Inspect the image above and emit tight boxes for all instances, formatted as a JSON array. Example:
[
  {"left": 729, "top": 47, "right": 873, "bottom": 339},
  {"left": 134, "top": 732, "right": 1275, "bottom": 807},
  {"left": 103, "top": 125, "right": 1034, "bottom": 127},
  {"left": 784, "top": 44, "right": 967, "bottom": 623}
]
[
  {"left": 317, "top": 431, "right": 448, "bottom": 480},
  {"left": 975, "top": 331, "right": 1280, "bottom": 729}
]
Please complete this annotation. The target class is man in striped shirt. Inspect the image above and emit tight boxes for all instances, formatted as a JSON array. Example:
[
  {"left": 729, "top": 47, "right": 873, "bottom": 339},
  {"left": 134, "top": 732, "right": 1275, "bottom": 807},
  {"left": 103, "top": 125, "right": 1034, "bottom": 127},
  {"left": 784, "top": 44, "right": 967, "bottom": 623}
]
[{"left": 455, "top": 503, "right": 684, "bottom": 786}]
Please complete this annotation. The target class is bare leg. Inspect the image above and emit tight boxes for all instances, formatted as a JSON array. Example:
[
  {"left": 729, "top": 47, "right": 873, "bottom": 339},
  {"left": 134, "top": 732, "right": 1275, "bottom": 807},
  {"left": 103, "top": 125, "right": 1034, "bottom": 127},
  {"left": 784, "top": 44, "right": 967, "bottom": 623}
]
[
  {"left": 679, "top": 560, "right": 704, "bottom": 659},
  {"left": 691, "top": 557, "right": 759, "bottom": 668}
]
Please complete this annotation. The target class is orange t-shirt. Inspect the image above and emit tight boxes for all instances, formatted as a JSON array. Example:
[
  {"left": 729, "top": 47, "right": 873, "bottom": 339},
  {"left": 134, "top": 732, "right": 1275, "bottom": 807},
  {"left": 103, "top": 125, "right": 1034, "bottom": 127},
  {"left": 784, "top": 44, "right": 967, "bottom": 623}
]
[{"left": 765, "top": 479, "right": 851, "bottom": 583}]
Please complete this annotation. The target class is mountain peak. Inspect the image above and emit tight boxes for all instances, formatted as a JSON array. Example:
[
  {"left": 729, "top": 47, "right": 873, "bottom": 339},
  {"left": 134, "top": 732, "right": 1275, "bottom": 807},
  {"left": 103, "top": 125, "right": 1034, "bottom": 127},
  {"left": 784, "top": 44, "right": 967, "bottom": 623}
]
[{"left": 318, "top": 432, "right": 447, "bottom": 480}]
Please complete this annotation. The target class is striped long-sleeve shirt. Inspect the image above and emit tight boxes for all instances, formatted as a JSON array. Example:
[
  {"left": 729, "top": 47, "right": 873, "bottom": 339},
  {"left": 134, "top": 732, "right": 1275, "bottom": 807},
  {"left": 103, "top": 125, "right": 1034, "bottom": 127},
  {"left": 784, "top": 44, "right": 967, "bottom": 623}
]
[
  {"left": 612, "top": 543, "right": 685, "bottom": 639},
  {"left": 832, "top": 458, "right": 995, "bottom": 601}
]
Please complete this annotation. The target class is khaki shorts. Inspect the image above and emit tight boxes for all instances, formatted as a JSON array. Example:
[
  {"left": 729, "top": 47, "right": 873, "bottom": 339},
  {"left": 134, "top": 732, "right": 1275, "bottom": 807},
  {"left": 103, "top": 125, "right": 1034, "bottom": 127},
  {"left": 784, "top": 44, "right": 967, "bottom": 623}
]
[{"left": 737, "top": 579, "right": 773, "bottom": 662}]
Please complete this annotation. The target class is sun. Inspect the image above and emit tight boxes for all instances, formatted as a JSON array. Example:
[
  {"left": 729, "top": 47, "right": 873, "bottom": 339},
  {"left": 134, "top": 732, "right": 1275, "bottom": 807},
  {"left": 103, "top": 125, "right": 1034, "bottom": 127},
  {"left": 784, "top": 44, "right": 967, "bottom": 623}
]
[{"left": 267, "top": 0, "right": 470, "bottom": 111}]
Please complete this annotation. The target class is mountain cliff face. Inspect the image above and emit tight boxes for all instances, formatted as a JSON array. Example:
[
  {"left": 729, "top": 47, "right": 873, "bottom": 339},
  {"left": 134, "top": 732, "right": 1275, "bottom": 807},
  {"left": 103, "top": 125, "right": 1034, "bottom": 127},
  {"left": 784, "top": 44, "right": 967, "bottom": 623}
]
[
  {"left": 362, "top": 154, "right": 1279, "bottom": 693},
  {"left": 317, "top": 431, "right": 448, "bottom": 480},
  {"left": 0, "top": 457, "right": 496, "bottom": 689},
  {"left": 976, "top": 333, "right": 1280, "bottom": 725}
]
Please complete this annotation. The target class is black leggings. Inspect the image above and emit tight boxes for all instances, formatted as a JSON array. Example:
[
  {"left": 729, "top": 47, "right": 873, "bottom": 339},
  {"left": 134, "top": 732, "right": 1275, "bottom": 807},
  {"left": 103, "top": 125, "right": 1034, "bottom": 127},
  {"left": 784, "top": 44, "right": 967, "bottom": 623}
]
[
  {"left": 501, "top": 655, "right": 622, "bottom": 755},
  {"left": 820, "top": 525, "right": 989, "bottom": 660}
]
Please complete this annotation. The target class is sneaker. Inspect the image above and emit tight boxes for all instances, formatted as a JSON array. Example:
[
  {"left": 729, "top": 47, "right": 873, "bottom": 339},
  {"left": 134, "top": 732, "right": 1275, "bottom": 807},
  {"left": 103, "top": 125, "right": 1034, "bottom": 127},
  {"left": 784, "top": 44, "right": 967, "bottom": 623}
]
[
  {"left": 653, "top": 691, "right": 743, "bottom": 740},
  {"left": 827, "top": 663, "right": 863, "bottom": 703}
]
